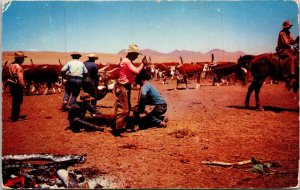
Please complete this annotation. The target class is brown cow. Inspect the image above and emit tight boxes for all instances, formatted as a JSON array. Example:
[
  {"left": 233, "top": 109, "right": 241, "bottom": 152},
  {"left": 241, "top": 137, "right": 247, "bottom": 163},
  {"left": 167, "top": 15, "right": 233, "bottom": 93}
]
[{"left": 175, "top": 63, "right": 204, "bottom": 89}]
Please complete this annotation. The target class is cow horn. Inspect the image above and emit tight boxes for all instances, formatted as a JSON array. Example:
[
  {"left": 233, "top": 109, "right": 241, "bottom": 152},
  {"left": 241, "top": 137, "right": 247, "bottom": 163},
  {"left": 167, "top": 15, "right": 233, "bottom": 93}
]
[
  {"left": 241, "top": 67, "right": 247, "bottom": 74},
  {"left": 180, "top": 56, "right": 184, "bottom": 65}
]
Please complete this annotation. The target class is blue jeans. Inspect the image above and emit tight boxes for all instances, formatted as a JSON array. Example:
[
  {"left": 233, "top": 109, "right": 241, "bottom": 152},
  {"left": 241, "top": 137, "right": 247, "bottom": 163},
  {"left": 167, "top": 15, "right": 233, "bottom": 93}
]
[
  {"left": 143, "top": 104, "right": 167, "bottom": 125},
  {"left": 82, "top": 77, "right": 97, "bottom": 106},
  {"left": 63, "top": 76, "right": 82, "bottom": 106}
]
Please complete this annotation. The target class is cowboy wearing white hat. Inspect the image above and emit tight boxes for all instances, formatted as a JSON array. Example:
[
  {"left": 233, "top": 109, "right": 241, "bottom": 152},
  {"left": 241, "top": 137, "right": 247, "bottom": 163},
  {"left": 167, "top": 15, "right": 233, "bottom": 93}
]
[
  {"left": 276, "top": 20, "right": 299, "bottom": 87},
  {"left": 126, "top": 44, "right": 142, "bottom": 54},
  {"left": 82, "top": 53, "right": 99, "bottom": 107},
  {"left": 8, "top": 51, "right": 28, "bottom": 121},
  {"left": 112, "top": 44, "right": 150, "bottom": 136},
  {"left": 87, "top": 53, "right": 98, "bottom": 60}
]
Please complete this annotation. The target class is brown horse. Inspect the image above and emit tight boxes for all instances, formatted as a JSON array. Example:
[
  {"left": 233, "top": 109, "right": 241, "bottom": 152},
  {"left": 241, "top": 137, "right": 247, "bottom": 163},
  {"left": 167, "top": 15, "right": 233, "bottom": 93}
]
[{"left": 237, "top": 47, "right": 299, "bottom": 111}]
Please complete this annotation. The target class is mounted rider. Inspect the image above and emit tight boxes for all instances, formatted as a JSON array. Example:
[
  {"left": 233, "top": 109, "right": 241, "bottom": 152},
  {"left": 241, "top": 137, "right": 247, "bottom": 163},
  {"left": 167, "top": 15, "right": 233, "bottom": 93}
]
[{"left": 276, "top": 20, "right": 299, "bottom": 86}]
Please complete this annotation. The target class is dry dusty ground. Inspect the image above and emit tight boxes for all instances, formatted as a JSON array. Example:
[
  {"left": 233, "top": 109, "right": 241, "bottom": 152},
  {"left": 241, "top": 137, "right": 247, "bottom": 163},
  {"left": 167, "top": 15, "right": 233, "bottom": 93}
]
[{"left": 2, "top": 79, "right": 299, "bottom": 188}]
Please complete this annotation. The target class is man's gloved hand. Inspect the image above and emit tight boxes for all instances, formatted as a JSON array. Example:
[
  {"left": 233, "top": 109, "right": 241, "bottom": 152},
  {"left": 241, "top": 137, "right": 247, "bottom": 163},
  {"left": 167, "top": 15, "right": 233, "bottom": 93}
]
[{"left": 142, "top": 56, "right": 150, "bottom": 66}]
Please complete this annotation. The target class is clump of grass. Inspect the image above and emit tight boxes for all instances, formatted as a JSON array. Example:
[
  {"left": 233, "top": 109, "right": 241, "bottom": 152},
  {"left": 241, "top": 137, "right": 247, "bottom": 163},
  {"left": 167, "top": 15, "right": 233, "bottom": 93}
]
[{"left": 168, "top": 127, "right": 196, "bottom": 138}]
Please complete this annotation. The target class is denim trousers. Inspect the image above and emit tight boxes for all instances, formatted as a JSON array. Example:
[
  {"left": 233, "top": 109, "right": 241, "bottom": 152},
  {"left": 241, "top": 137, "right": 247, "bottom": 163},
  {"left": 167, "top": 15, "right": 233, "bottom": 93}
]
[
  {"left": 63, "top": 77, "right": 82, "bottom": 105},
  {"left": 145, "top": 104, "right": 167, "bottom": 125}
]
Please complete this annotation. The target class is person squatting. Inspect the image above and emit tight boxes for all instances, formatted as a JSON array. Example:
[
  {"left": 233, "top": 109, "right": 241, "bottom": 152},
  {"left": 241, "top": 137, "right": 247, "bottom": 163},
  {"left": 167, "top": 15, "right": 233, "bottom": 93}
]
[{"left": 65, "top": 44, "right": 168, "bottom": 136}]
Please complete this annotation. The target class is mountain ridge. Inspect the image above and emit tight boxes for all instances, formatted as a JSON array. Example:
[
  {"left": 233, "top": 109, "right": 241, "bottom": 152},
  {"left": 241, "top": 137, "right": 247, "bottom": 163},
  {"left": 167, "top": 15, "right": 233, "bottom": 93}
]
[{"left": 3, "top": 48, "right": 246, "bottom": 64}]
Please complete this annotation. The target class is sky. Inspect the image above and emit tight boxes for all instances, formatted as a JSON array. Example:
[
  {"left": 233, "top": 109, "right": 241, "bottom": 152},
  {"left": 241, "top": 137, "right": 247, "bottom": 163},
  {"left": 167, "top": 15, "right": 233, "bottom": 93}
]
[{"left": 2, "top": 0, "right": 299, "bottom": 55}]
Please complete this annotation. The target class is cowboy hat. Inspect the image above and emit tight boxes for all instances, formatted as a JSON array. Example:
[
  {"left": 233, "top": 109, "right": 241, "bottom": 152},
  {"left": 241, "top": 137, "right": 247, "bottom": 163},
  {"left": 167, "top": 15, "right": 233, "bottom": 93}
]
[
  {"left": 282, "top": 20, "right": 293, "bottom": 28},
  {"left": 76, "top": 92, "right": 95, "bottom": 102},
  {"left": 126, "top": 44, "right": 142, "bottom": 54},
  {"left": 70, "top": 52, "right": 82, "bottom": 57},
  {"left": 87, "top": 53, "right": 98, "bottom": 59},
  {"left": 14, "top": 51, "right": 27, "bottom": 58}
]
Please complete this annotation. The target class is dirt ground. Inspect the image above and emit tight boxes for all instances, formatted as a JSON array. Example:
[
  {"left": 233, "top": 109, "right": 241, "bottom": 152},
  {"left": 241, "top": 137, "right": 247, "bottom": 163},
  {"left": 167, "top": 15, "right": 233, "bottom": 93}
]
[{"left": 2, "top": 79, "right": 299, "bottom": 188}]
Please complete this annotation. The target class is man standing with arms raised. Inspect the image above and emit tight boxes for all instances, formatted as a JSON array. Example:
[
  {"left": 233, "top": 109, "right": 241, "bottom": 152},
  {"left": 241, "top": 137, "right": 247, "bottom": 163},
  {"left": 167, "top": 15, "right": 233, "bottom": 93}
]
[{"left": 113, "top": 44, "right": 149, "bottom": 137}]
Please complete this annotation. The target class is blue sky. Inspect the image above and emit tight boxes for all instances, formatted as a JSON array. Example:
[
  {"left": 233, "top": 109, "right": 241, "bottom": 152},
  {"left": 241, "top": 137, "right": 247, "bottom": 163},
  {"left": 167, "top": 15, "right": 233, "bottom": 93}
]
[{"left": 2, "top": 0, "right": 299, "bottom": 55}]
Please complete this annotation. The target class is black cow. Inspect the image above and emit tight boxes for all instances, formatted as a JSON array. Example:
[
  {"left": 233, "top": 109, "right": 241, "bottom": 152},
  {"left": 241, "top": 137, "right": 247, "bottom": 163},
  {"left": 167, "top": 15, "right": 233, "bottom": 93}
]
[
  {"left": 24, "top": 64, "right": 62, "bottom": 95},
  {"left": 207, "top": 62, "right": 239, "bottom": 86}
]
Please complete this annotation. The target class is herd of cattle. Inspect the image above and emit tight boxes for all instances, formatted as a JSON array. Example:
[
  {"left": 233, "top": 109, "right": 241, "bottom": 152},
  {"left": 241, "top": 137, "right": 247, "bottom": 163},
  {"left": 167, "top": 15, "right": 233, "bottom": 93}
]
[{"left": 2, "top": 58, "right": 248, "bottom": 99}]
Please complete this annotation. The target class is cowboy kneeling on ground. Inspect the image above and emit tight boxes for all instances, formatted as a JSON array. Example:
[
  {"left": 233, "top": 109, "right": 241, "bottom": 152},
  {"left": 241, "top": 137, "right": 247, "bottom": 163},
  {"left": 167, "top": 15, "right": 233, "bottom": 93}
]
[
  {"left": 133, "top": 68, "right": 168, "bottom": 131},
  {"left": 68, "top": 92, "right": 102, "bottom": 132}
]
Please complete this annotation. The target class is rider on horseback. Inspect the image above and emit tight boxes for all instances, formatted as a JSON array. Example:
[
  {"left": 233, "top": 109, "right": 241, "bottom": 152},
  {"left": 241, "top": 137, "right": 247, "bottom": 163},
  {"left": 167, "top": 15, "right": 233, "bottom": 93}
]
[{"left": 276, "top": 20, "right": 299, "bottom": 87}]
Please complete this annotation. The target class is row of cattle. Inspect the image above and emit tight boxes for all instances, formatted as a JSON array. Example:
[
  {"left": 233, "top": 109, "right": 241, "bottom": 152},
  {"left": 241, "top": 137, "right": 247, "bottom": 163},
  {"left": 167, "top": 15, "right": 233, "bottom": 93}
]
[{"left": 2, "top": 60, "right": 247, "bottom": 97}]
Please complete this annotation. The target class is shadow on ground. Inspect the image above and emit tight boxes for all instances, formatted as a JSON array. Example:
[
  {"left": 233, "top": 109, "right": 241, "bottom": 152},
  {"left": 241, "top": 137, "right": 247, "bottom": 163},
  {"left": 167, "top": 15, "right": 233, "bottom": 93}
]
[{"left": 227, "top": 105, "right": 299, "bottom": 113}]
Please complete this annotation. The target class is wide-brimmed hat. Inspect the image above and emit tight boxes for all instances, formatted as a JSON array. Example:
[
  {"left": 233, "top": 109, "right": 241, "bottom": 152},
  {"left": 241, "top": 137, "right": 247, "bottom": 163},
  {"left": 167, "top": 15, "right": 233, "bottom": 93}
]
[
  {"left": 77, "top": 92, "right": 95, "bottom": 102},
  {"left": 282, "top": 20, "right": 293, "bottom": 28},
  {"left": 126, "top": 44, "right": 142, "bottom": 54},
  {"left": 71, "top": 52, "right": 82, "bottom": 57},
  {"left": 87, "top": 53, "right": 98, "bottom": 60},
  {"left": 14, "top": 51, "right": 28, "bottom": 58}
]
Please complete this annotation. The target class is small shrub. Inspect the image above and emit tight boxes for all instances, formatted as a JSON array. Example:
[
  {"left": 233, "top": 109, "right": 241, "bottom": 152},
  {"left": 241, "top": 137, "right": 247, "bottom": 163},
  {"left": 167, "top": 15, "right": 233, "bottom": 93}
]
[{"left": 168, "top": 127, "right": 196, "bottom": 138}]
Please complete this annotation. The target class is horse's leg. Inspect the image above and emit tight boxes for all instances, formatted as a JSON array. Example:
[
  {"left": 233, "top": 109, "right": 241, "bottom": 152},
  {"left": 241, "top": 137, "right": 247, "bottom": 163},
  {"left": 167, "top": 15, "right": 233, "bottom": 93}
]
[
  {"left": 245, "top": 81, "right": 255, "bottom": 108},
  {"left": 254, "top": 80, "right": 265, "bottom": 111}
]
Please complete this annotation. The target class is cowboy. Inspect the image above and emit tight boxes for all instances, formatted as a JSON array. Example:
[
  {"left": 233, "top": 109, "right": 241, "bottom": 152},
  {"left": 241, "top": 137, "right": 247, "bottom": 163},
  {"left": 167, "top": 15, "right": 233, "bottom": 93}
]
[
  {"left": 113, "top": 44, "right": 149, "bottom": 137},
  {"left": 82, "top": 53, "right": 99, "bottom": 106},
  {"left": 68, "top": 92, "right": 101, "bottom": 132},
  {"left": 7, "top": 51, "right": 28, "bottom": 122},
  {"left": 133, "top": 68, "right": 168, "bottom": 131},
  {"left": 276, "top": 20, "right": 299, "bottom": 86},
  {"left": 61, "top": 52, "right": 88, "bottom": 111}
]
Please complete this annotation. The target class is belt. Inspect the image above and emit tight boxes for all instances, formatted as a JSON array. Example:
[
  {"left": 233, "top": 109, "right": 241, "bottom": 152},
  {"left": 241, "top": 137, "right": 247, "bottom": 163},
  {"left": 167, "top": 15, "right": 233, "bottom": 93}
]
[{"left": 70, "top": 76, "right": 82, "bottom": 79}]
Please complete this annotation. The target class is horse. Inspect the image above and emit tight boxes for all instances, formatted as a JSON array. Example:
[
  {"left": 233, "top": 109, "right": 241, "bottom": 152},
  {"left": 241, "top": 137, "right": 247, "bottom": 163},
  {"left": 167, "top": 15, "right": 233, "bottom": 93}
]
[{"left": 237, "top": 46, "right": 299, "bottom": 111}]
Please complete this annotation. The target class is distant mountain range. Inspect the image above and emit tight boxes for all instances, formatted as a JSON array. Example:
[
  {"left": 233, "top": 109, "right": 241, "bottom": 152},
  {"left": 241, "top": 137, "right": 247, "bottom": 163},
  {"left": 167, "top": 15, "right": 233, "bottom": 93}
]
[
  {"left": 118, "top": 48, "right": 246, "bottom": 63},
  {"left": 3, "top": 49, "right": 246, "bottom": 65}
]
